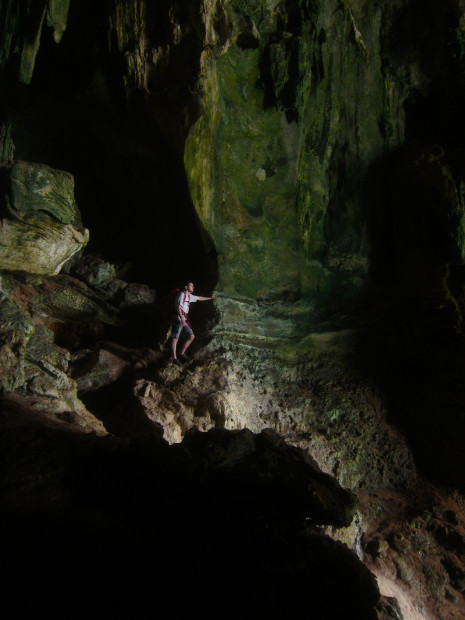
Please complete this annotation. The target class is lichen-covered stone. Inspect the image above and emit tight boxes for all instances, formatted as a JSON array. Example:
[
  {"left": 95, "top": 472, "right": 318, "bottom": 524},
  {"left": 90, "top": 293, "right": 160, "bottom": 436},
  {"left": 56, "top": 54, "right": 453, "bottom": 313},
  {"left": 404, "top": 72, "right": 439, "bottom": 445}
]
[
  {"left": 121, "top": 282, "right": 156, "bottom": 308},
  {"left": 0, "top": 161, "right": 89, "bottom": 275},
  {"left": 0, "top": 212, "right": 88, "bottom": 275},
  {"left": 33, "top": 277, "right": 119, "bottom": 325},
  {"left": 0, "top": 284, "right": 35, "bottom": 346},
  {"left": 0, "top": 286, "right": 34, "bottom": 390},
  {"left": 184, "top": 0, "right": 394, "bottom": 341},
  {"left": 72, "top": 254, "right": 117, "bottom": 288},
  {"left": 25, "top": 324, "right": 70, "bottom": 373},
  {"left": 10, "top": 161, "right": 81, "bottom": 226}
]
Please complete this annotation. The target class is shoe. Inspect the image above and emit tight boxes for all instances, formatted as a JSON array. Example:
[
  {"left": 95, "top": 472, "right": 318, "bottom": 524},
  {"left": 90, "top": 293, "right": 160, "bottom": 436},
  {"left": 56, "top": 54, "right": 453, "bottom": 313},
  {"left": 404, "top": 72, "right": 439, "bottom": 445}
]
[
  {"left": 173, "top": 358, "right": 182, "bottom": 366},
  {"left": 179, "top": 353, "right": 190, "bottom": 362}
]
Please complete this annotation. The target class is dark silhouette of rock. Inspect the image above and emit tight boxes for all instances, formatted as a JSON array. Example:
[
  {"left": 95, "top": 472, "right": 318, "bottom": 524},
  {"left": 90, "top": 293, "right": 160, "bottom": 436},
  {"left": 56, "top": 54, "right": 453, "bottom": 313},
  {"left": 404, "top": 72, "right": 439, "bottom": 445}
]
[{"left": 0, "top": 424, "right": 379, "bottom": 616}]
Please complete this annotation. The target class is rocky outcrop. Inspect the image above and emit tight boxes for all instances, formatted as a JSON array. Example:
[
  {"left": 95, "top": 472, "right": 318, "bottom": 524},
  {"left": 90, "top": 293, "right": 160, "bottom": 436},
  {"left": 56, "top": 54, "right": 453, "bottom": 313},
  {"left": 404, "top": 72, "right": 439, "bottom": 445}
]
[
  {"left": 361, "top": 485, "right": 465, "bottom": 620},
  {"left": 0, "top": 263, "right": 159, "bottom": 434},
  {"left": 0, "top": 158, "right": 158, "bottom": 434},
  {"left": 0, "top": 161, "right": 89, "bottom": 275}
]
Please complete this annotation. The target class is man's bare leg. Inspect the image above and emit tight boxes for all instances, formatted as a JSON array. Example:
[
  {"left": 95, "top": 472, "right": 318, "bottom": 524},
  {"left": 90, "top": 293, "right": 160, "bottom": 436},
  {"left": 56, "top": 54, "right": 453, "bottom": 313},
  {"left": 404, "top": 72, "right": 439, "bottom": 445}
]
[
  {"left": 179, "top": 334, "right": 195, "bottom": 357},
  {"left": 171, "top": 337, "right": 179, "bottom": 360}
]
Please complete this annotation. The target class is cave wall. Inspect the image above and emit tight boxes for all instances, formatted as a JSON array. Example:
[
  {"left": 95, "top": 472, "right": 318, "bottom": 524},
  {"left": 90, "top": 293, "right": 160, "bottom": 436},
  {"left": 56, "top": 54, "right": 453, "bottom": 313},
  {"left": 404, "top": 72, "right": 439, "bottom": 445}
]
[
  {"left": 3, "top": 0, "right": 465, "bottom": 323},
  {"left": 186, "top": 0, "right": 388, "bottom": 307},
  {"left": 182, "top": 0, "right": 465, "bottom": 346},
  {"left": 2, "top": 3, "right": 465, "bottom": 617}
]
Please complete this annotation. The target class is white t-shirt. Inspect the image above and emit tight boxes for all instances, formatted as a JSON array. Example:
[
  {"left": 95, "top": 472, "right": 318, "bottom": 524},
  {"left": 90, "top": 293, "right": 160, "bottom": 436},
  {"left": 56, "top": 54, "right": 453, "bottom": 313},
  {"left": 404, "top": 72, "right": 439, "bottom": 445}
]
[{"left": 177, "top": 291, "right": 198, "bottom": 314}]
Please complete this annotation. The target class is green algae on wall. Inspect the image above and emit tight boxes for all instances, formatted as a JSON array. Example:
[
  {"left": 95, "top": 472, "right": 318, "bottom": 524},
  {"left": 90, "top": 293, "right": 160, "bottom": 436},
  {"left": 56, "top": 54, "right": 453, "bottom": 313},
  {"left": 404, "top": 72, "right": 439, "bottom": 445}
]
[{"left": 185, "top": 0, "right": 396, "bottom": 342}]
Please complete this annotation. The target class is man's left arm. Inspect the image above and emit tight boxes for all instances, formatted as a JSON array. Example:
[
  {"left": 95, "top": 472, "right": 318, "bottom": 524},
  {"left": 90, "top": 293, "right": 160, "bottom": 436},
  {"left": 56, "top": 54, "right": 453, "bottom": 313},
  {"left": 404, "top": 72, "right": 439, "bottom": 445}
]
[{"left": 196, "top": 294, "right": 216, "bottom": 301}]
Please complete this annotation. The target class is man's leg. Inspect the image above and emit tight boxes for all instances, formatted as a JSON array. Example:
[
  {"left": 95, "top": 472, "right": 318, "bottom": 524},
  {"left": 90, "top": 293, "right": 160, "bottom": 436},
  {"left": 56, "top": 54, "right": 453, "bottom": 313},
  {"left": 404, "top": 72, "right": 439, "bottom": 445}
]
[
  {"left": 171, "top": 317, "right": 184, "bottom": 364},
  {"left": 171, "top": 337, "right": 179, "bottom": 360},
  {"left": 179, "top": 333, "right": 194, "bottom": 356}
]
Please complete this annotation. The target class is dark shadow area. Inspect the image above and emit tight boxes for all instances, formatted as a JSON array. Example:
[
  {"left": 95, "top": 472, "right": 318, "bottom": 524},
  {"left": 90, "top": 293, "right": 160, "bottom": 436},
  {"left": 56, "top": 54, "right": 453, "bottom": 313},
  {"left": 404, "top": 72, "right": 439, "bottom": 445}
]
[
  {"left": 79, "top": 368, "right": 164, "bottom": 439},
  {"left": 357, "top": 0, "right": 465, "bottom": 491},
  {"left": 4, "top": 0, "right": 217, "bottom": 292},
  {"left": 360, "top": 143, "right": 465, "bottom": 490},
  {"left": 384, "top": 0, "right": 465, "bottom": 150},
  {"left": 0, "top": 425, "right": 381, "bottom": 617}
]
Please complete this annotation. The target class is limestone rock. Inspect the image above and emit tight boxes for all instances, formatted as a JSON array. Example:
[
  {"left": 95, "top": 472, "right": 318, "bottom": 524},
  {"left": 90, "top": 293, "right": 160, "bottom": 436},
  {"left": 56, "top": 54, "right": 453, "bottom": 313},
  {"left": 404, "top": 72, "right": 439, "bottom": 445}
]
[
  {"left": 10, "top": 161, "right": 80, "bottom": 225},
  {"left": 72, "top": 254, "right": 117, "bottom": 288},
  {"left": 0, "top": 287, "right": 35, "bottom": 390},
  {"left": 0, "top": 0, "right": 70, "bottom": 83},
  {"left": 69, "top": 347, "right": 130, "bottom": 393},
  {"left": 0, "top": 123, "right": 14, "bottom": 163},
  {"left": 120, "top": 282, "right": 156, "bottom": 308},
  {"left": 0, "top": 213, "right": 88, "bottom": 275},
  {"left": 0, "top": 272, "right": 120, "bottom": 430},
  {"left": 2, "top": 268, "right": 119, "bottom": 324},
  {"left": 134, "top": 378, "right": 197, "bottom": 444},
  {"left": 0, "top": 161, "right": 89, "bottom": 275},
  {"left": 25, "top": 324, "right": 69, "bottom": 372}
]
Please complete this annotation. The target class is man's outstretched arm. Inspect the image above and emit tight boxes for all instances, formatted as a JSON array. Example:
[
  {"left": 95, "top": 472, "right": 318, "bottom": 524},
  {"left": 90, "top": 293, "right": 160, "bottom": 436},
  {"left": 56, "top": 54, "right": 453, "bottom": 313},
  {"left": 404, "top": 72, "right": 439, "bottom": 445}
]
[{"left": 196, "top": 294, "right": 216, "bottom": 301}]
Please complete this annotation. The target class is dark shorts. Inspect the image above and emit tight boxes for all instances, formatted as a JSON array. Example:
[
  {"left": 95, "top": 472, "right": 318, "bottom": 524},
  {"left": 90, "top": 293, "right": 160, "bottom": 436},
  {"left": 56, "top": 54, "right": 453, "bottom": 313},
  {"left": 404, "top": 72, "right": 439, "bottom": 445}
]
[{"left": 171, "top": 316, "right": 194, "bottom": 339}]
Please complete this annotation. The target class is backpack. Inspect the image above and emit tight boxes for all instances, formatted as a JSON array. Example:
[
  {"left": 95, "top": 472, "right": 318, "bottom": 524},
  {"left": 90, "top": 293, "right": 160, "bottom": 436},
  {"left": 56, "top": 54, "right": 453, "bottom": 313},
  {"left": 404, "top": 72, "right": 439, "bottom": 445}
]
[{"left": 162, "top": 288, "right": 190, "bottom": 319}]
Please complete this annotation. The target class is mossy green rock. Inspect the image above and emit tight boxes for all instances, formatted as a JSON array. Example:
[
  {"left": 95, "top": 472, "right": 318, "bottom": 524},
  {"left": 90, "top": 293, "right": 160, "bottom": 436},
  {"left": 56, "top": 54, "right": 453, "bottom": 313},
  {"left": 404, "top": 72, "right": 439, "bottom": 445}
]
[
  {"left": 10, "top": 161, "right": 81, "bottom": 226},
  {"left": 0, "top": 161, "right": 89, "bottom": 275},
  {"left": 25, "top": 324, "right": 69, "bottom": 372},
  {"left": 73, "top": 254, "right": 117, "bottom": 288},
  {"left": 183, "top": 0, "right": 396, "bottom": 345},
  {"left": 29, "top": 275, "right": 120, "bottom": 325},
  {"left": 0, "top": 287, "right": 34, "bottom": 390}
]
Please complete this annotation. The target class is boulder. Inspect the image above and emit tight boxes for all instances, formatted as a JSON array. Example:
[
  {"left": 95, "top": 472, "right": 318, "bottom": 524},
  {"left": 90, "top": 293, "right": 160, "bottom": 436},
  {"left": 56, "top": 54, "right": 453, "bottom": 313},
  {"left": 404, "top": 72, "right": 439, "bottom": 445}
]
[
  {"left": 72, "top": 253, "right": 117, "bottom": 288},
  {"left": 121, "top": 282, "right": 156, "bottom": 308},
  {"left": 0, "top": 161, "right": 89, "bottom": 275}
]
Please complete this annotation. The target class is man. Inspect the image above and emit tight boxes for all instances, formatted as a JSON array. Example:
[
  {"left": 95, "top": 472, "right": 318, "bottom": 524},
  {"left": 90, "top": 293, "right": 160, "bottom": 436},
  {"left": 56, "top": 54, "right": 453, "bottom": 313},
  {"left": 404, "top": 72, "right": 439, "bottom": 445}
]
[{"left": 171, "top": 282, "right": 215, "bottom": 365}]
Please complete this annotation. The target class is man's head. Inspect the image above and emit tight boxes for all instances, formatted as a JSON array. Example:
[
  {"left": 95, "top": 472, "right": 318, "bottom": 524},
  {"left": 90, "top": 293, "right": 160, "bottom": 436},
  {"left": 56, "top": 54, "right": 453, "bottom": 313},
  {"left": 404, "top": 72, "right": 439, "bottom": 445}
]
[{"left": 185, "top": 282, "right": 194, "bottom": 292}]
